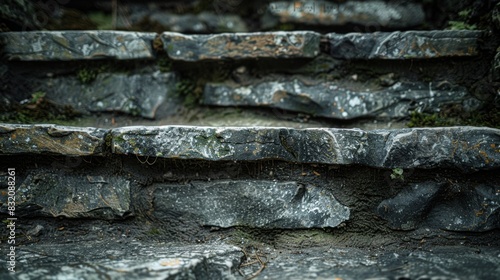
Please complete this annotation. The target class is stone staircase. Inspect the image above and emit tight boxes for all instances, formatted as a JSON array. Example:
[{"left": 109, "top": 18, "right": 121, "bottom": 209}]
[{"left": 1, "top": 0, "right": 500, "bottom": 279}]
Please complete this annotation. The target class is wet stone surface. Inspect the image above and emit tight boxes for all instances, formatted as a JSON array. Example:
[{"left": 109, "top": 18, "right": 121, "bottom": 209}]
[
  {"left": 263, "top": 0, "right": 425, "bottom": 29},
  {"left": 153, "top": 180, "right": 349, "bottom": 229},
  {"left": 40, "top": 71, "right": 178, "bottom": 119},
  {"left": 111, "top": 126, "right": 500, "bottom": 171},
  {"left": 0, "top": 31, "right": 156, "bottom": 61},
  {"left": 328, "top": 30, "right": 483, "bottom": 59},
  {"left": 203, "top": 78, "right": 479, "bottom": 119},
  {"left": 0, "top": 170, "right": 131, "bottom": 219},
  {"left": 0, "top": 124, "right": 107, "bottom": 156},
  {"left": 161, "top": 31, "right": 321, "bottom": 61}
]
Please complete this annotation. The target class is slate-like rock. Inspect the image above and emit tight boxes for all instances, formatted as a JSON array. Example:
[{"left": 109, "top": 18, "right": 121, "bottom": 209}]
[
  {"left": 41, "top": 71, "right": 177, "bottom": 119},
  {"left": 0, "top": 124, "right": 107, "bottom": 156},
  {"left": 161, "top": 31, "right": 320, "bottom": 61},
  {"left": 0, "top": 31, "right": 156, "bottom": 61},
  {"left": 203, "top": 79, "right": 479, "bottom": 119},
  {"left": 377, "top": 182, "right": 444, "bottom": 230},
  {"left": 0, "top": 171, "right": 131, "bottom": 219},
  {"left": 378, "top": 182, "right": 500, "bottom": 232},
  {"left": 493, "top": 50, "right": 500, "bottom": 81},
  {"left": 0, "top": 0, "right": 38, "bottom": 31},
  {"left": 327, "top": 30, "right": 483, "bottom": 59},
  {"left": 111, "top": 126, "right": 500, "bottom": 171},
  {"left": 1, "top": 241, "right": 242, "bottom": 280},
  {"left": 153, "top": 180, "right": 349, "bottom": 229},
  {"left": 263, "top": 1, "right": 425, "bottom": 29},
  {"left": 119, "top": 10, "right": 248, "bottom": 33}
]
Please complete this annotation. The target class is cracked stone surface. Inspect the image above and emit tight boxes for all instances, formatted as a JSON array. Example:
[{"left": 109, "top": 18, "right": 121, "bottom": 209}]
[
  {"left": 40, "top": 71, "right": 177, "bottom": 119},
  {"left": 0, "top": 242, "right": 242, "bottom": 280},
  {"left": 0, "top": 124, "right": 107, "bottom": 156},
  {"left": 327, "top": 30, "right": 483, "bottom": 59},
  {"left": 203, "top": 78, "right": 480, "bottom": 119},
  {"left": 0, "top": 31, "right": 156, "bottom": 61},
  {"left": 0, "top": 170, "right": 131, "bottom": 219},
  {"left": 161, "top": 31, "right": 320, "bottom": 61},
  {"left": 111, "top": 126, "right": 500, "bottom": 171},
  {"left": 153, "top": 180, "right": 349, "bottom": 229},
  {"left": 378, "top": 182, "right": 500, "bottom": 232},
  {"left": 263, "top": 0, "right": 425, "bottom": 29}
]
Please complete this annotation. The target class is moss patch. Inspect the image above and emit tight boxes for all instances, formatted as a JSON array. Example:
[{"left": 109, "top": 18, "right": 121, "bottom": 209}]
[{"left": 408, "top": 106, "right": 500, "bottom": 128}]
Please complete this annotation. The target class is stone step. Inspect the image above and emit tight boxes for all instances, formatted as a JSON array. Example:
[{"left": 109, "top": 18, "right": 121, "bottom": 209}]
[
  {"left": 1, "top": 124, "right": 498, "bottom": 170},
  {"left": 262, "top": 0, "right": 426, "bottom": 30},
  {"left": 1, "top": 30, "right": 485, "bottom": 61}
]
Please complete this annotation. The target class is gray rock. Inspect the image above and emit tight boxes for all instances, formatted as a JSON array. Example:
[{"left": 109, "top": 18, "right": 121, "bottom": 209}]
[
  {"left": 378, "top": 182, "right": 500, "bottom": 232},
  {"left": 263, "top": 1, "right": 425, "bottom": 29},
  {"left": 3, "top": 241, "right": 242, "bottom": 280},
  {"left": 120, "top": 10, "right": 248, "bottom": 33},
  {"left": 42, "top": 71, "right": 177, "bottom": 119},
  {"left": 0, "top": 124, "right": 106, "bottom": 156},
  {"left": 0, "top": 0, "right": 39, "bottom": 31},
  {"left": 377, "top": 181, "right": 444, "bottom": 230},
  {"left": 111, "top": 126, "right": 500, "bottom": 171},
  {"left": 493, "top": 50, "right": 500, "bottom": 81},
  {"left": 161, "top": 31, "right": 320, "bottom": 61},
  {"left": 153, "top": 180, "right": 349, "bottom": 229},
  {"left": 203, "top": 78, "right": 479, "bottom": 119},
  {"left": 0, "top": 31, "right": 156, "bottom": 61},
  {"left": 0, "top": 171, "right": 131, "bottom": 219},
  {"left": 327, "top": 30, "right": 483, "bottom": 59}
]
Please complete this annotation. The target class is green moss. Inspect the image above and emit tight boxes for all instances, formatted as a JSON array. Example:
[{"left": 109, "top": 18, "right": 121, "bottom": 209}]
[
  {"left": 390, "top": 168, "right": 404, "bottom": 181},
  {"left": 447, "top": 21, "right": 477, "bottom": 30},
  {"left": 88, "top": 11, "right": 113, "bottom": 30},
  {"left": 157, "top": 56, "right": 173, "bottom": 72},
  {"left": 408, "top": 107, "right": 500, "bottom": 129}
]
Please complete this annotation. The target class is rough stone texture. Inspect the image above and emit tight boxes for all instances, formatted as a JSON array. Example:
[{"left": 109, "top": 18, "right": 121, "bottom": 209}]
[
  {"left": 493, "top": 50, "right": 500, "bottom": 81},
  {"left": 327, "top": 30, "right": 483, "bottom": 59},
  {"left": 111, "top": 126, "right": 500, "bottom": 171},
  {"left": 378, "top": 182, "right": 500, "bottom": 232},
  {"left": 41, "top": 71, "right": 177, "bottom": 119},
  {"left": 153, "top": 180, "right": 349, "bottom": 229},
  {"left": 118, "top": 10, "right": 248, "bottom": 33},
  {"left": 263, "top": 0, "right": 425, "bottom": 29},
  {"left": 0, "top": 31, "right": 156, "bottom": 61},
  {"left": 377, "top": 181, "right": 444, "bottom": 230},
  {"left": 0, "top": 171, "right": 131, "bottom": 219},
  {"left": 0, "top": 242, "right": 242, "bottom": 280},
  {"left": 161, "top": 31, "right": 320, "bottom": 61},
  {"left": 203, "top": 79, "right": 480, "bottom": 119},
  {"left": 0, "top": 124, "right": 106, "bottom": 156}
]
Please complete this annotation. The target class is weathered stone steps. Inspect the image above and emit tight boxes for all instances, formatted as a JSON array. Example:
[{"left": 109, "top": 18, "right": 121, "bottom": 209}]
[
  {"left": 0, "top": 30, "right": 483, "bottom": 61},
  {"left": 1, "top": 124, "right": 498, "bottom": 170}
]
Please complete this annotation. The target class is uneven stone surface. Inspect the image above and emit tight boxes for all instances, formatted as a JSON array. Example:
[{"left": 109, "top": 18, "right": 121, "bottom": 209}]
[
  {"left": 0, "top": 124, "right": 106, "bottom": 156},
  {"left": 0, "top": 31, "right": 156, "bottom": 61},
  {"left": 111, "top": 126, "right": 500, "bottom": 170},
  {"left": 119, "top": 10, "right": 248, "bottom": 33},
  {"left": 327, "top": 30, "right": 483, "bottom": 59},
  {"left": 161, "top": 31, "right": 320, "bottom": 61},
  {"left": 0, "top": 242, "right": 242, "bottom": 280},
  {"left": 40, "top": 71, "right": 177, "bottom": 119},
  {"left": 204, "top": 79, "right": 479, "bottom": 119},
  {"left": 378, "top": 182, "right": 500, "bottom": 232},
  {"left": 153, "top": 180, "right": 349, "bottom": 229},
  {"left": 263, "top": 0, "right": 425, "bottom": 29},
  {"left": 0, "top": 170, "right": 131, "bottom": 219}
]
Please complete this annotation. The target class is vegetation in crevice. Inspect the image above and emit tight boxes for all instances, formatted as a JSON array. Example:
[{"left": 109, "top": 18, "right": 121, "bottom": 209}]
[{"left": 407, "top": 105, "right": 500, "bottom": 129}]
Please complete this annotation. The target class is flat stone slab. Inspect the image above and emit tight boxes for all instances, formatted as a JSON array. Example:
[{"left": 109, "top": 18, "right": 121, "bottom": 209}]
[
  {"left": 111, "top": 126, "right": 500, "bottom": 171},
  {"left": 203, "top": 79, "right": 479, "bottom": 119},
  {"left": 378, "top": 182, "right": 500, "bottom": 232},
  {"left": 153, "top": 180, "right": 349, "bottom": 229},
  {"left": 0, "top": 31, "right": 156, "bottom": 61},
  {"left": 161, "top": 31, "right": 320, "bottom": 61},
  {"left": 327, "top": 30, "right": 483, "bottom": 59},
  {"left": 41, "top": 71, "right": 177, "bottom": 119},
  {"left": 263, "top": 0, "right": 425, "bottom": 29},
  {"left": 0, "top": 124, "right": 106, "bottom": 156},
  {"left": 119, "top": 10, "right": 248, "bottom": 33},
  {"left": 2, "top": 242, "right": 242, "bottom": 279},
  {"left": 0, "top": 171, "right": 131, "bottom": 219}
]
